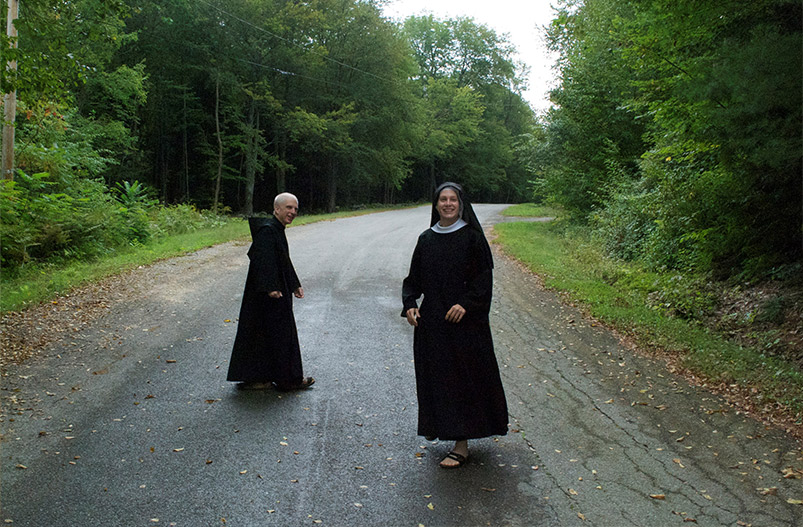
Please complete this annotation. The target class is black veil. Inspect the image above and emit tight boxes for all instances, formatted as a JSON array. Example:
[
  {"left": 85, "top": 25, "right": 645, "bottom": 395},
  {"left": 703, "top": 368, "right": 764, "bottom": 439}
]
[{"left": 430, "top": 182, "right": 493, "bottom": 269}]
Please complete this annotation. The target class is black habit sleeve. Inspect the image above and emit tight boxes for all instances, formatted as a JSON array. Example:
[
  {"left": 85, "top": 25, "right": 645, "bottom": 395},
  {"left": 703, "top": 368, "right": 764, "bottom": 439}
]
[
  {"left": 401, "top": 237, "right": 423, "bottom": 316},
  {"left": 247, "top": 225, "right": 284, "bottom": 293},
  {"left": 457, "top": 230, "right": 493, "bottom": 316}
]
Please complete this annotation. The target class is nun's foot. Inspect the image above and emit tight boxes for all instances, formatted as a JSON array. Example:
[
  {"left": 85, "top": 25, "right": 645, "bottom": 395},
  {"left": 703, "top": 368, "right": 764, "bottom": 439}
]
[
  {"left": 439, "top": 440, "right": 468, "bottom": 468},
  {"left": 439, "top": 451, "right": 468, "bottom": 469}
]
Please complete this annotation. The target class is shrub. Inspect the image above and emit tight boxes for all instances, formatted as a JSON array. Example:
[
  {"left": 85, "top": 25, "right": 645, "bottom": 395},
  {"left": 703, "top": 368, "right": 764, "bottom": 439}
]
[{"left": 1, "top": 171, "right": 128, "bottom": 273}]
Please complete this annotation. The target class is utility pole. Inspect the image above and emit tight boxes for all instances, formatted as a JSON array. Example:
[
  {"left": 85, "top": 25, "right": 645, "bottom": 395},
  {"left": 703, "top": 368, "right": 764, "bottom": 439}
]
[{"left": 2, "top": 0, "right": 19, "bottom": 181}]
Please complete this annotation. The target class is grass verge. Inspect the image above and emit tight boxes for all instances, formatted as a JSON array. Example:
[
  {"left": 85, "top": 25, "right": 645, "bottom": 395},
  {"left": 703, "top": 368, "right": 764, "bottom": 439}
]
[
  {"left": 501, "top": 202, "right": 561, "bottom": 218},
  {"left": 493, "top": 217, "right": 803, "bottom": 422}
]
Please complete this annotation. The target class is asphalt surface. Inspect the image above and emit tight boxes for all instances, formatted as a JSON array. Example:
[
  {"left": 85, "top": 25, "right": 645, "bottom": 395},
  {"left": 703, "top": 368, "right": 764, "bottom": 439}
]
[{"left": 1, "top": 205, "right": 801, "bottom": 527}]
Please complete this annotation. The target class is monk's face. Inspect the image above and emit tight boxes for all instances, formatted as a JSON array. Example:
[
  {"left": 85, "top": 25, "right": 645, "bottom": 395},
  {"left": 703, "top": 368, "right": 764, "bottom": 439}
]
[
  {"left": 436, "top": 188, "right": 460, "bottom": 226},
  {"left": 274, "top": 198, "right": 299, "bottom": 226}
]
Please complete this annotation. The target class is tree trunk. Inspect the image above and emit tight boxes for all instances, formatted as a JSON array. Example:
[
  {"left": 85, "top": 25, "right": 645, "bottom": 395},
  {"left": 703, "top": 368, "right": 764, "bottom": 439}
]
[
  {"left": 213, "top": 75, "right": 223, "bottom": 214},
  {"left": 243, "top": 100, "right": 257, "bottom": 216},
  {"left": 182, "top": 89, "right": 190, "bottom": 202},
  {"left": 275, "top": 129, "right": 286, "bottom": 194},
  {"left": 157, "top": 105, "right": 168, "bottom": 204},
  {"left": 2, "top": 0, "right": 19, "bottom": 180},
  {"left": 327, "top": 157, "right": 337, "bottom": 213}
]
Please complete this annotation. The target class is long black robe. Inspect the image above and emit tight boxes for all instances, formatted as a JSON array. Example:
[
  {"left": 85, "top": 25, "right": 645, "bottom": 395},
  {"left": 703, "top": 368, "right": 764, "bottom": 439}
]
[
  {"left": 227, "top": 216, "right": 303, "bottom": 384},
  {"left": 402, "top": 225, "right": 509, "bottom": 440}
]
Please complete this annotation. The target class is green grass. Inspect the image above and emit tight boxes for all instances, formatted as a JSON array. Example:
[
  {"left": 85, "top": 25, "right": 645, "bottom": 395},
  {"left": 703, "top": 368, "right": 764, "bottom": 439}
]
[
  {"left": 501, "top": 202, "right": 562, "bottom": 218},
  {"left": 494, "top": 218, "right": 803, "bottom": 419},
  {"left": 1, "top": 220, "right": 251, "bottom": 312},
  {"left": 0, "top": 204, "right": 413, "bottom": 312}
]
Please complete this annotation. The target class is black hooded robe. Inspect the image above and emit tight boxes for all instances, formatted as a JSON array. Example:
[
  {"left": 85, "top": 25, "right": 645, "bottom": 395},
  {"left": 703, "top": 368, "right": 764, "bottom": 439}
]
[
  {"left": 402, "top": 224, "right": 509, "bottom": 440},
  {"left": 227, "top": 216, "right": 303, "bottom": 384}
]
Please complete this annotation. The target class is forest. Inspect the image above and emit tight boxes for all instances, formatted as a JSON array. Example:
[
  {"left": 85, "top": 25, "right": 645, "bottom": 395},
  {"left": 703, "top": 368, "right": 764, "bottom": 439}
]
[
  {"left": 536, "top": 0, "right": 802, "bottom": 282},
  {"left": 1, "top": 0, "right": 801, "bottom": 285}
]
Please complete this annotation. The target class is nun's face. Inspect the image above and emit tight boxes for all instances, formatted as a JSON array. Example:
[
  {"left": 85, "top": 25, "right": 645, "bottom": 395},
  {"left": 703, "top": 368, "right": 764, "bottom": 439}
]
[{"left": 436, "top": 188, "right": 460, "bottom": 226}]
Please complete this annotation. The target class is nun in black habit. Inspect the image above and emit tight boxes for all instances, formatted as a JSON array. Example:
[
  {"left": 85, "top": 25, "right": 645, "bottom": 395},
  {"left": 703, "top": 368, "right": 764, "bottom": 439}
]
[
  {"left": 402, "top": 182, "right": 508, "bottom": 468},
  {"left": 227, "top": 193, "right": 314, "bottom": 391}
]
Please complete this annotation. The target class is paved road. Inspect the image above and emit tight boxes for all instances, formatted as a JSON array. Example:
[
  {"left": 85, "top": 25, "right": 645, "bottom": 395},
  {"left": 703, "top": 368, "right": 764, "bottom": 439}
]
[{"left": 2, "top": 205, "right": 801, "bottom": 526}]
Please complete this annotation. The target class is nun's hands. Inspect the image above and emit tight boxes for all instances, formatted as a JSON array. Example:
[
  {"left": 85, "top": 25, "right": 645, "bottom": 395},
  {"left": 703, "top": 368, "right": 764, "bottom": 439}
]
[
  {"left": 445, "top": 304, "right": 465, "bottom": 323},
  {"left": 406, "top": 307, "right": 420, "bottom": 327},
  {"left": 294, "top": 287, "right": 304, "bottom": 299}
]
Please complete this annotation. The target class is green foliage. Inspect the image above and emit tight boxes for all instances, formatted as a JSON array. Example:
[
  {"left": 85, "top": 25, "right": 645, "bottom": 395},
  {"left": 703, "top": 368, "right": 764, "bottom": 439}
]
[
  {"left": 0, "top": 172, "right": 127, "bottom": 272},
  {"left": 501, "top": 203, "right": 561, "bottom": 218},
  {"left": 401, "top": 14, "right": 535, "bottom": 201},
  {"left": 0, "top": 169, "right": 230, "bottom": 276},
  {"left": 539, "top": 0, "right": 802, "bottom": 279},
  {"left": 2, "top": 0, "right": 129, "bottom": 101},
  {"left": 115, "top": 180, "right": 156, "bottom": 209},
  {"left": 150, "top": 204, "right": 229, "bottom": 236}
]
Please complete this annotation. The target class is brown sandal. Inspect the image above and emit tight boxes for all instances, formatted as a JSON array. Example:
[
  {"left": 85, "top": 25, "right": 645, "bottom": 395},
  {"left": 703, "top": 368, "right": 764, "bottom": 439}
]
[
  {"left": 439, "top": 451, "right": 467, "bottom": 469},
  {"left": 275, "top": 377, "right": 315, "bottom": 391}
]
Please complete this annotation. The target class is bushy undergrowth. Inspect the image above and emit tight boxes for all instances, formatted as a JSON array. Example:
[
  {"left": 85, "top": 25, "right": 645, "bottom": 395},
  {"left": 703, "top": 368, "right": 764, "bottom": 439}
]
[{"left": 1, "top": 171, "right": 229, "bottom": 278}]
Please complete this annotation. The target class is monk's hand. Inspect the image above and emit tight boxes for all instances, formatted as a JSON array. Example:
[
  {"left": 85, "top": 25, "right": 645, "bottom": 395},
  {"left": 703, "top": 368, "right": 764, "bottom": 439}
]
[
  {"left": 445, "top": 304, "right": 466, "bottom": 323},
  {"left": 294, "top": 287, "right": 304, "bottom": 299},
  {"left": 268, "top": 291, "right": 283, "bottom": 298},
  {"left": 406, "top": 307, "right": 420, "bottom": 327}
]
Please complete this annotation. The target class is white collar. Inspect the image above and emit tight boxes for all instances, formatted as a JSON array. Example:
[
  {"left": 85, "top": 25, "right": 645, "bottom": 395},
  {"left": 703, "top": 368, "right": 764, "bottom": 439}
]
[{"left": 431, "top": 218, "right": 467, "bottom": 234}]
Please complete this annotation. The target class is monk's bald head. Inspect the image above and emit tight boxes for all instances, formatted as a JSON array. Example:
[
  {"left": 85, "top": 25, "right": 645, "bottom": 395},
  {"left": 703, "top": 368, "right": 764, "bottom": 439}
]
[{"left": 273, "top": 193, "right": 299, "bottom": 226}]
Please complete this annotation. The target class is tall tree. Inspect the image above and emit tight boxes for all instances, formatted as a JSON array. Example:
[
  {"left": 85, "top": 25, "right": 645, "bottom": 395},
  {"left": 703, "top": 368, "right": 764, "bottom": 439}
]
[{"left": 402, "top": 14, "right": 534, "bottom": 200}]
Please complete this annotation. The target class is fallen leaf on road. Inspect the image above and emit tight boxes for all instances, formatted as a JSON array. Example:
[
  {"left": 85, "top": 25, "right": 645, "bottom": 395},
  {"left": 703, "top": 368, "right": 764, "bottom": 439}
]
[
  {"left": 15, "top": 464, "right": 27, "bottom": 470},
  {"left": 578, "top": 513, "right": 586, "bottom": 521},
  {"left": 786, "top": 498, "right": 802, "bottom": 505},
  {"left": 427, "top": 503, "right": 434, "bottom": 510},
  {"left": 481, "top": 488, "right": 496, "bottom": 492},
  {"left": 782, "top": 467, "right": 803, "bottom": 479},
  {"left": 569, "top": 489, "right": 578, "bottom": 496},
  {"left": 173, "top": 448, "right": 184, "bottom": 452},
  {"left": 649, "top": 494, "right": 666, "bottom": 500},
  {"left": 757, "top": 487, "right": 778, "bottom": 496},
  {"left": 673, "top": 458, "right": 685, "bottom": 468}
]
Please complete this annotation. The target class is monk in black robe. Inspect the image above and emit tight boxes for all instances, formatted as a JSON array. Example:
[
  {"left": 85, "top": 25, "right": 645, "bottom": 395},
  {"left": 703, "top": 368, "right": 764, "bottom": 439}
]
[
  {"left": 402, "top": 182, "right": 508, "bottom": 468},
  {"left": 227, "top": 193, "right": 314, "bottom": 391}
]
